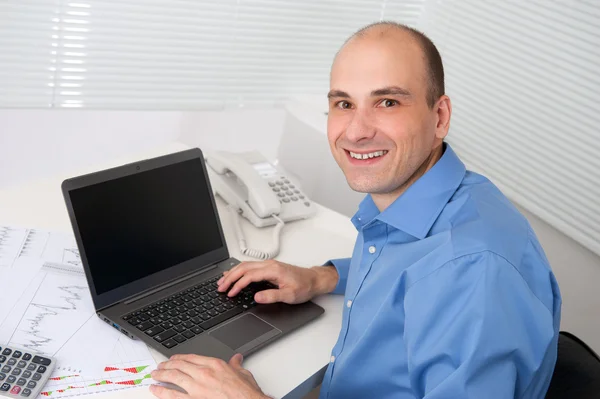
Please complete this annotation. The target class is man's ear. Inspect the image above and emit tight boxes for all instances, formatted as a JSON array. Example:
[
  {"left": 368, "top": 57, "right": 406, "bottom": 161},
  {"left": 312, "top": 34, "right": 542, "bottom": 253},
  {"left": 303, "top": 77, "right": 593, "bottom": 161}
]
[{"left": 435, "top": 95, "right": 452, "bottom": 140}]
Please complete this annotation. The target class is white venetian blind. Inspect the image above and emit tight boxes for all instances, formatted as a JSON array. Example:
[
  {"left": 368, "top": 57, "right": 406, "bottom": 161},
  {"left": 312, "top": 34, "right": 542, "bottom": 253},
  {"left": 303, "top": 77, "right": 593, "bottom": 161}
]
[
  {"left": 416, "top": 0, "right": 600, "bottom": 256},
  {"left": 0, "top": 0, "right": 423, "bottom": 109}
]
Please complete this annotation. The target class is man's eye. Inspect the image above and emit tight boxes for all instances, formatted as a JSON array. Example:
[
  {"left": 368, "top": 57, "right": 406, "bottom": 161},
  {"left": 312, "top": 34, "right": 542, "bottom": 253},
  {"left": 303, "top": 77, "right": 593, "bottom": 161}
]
[
  {"left": 337, "top": 101, "right": 352, "bottom": 109},
  {"left": 380, "top": 99, "right": 398, "bottom": 107}
]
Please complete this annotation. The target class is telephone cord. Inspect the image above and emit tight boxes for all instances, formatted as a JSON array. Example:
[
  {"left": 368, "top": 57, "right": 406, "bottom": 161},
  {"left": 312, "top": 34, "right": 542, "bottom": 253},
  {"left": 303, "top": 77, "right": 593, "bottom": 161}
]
[{"left": 228, "top": 205, "right": 285, "bottom": 260}]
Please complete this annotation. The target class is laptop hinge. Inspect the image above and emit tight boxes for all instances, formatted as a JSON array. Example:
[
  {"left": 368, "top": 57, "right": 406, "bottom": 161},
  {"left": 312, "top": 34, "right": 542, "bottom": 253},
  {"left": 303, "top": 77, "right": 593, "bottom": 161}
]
[{"left": 123, "top": 264, "right": 219, "bottom": 305}]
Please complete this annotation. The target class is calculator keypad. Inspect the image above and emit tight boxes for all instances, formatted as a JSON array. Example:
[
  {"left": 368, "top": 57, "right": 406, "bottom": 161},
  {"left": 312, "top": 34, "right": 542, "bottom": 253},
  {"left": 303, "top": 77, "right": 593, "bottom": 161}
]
[{"left": 0, "top": 345, "right": 54, "bottom": 398}]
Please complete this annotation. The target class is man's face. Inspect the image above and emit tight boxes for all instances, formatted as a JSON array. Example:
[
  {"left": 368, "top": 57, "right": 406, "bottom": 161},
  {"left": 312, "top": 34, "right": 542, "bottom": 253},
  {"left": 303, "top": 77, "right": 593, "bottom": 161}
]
[{"left": 327, "top": 32, "right": 444, "bottom": 197}]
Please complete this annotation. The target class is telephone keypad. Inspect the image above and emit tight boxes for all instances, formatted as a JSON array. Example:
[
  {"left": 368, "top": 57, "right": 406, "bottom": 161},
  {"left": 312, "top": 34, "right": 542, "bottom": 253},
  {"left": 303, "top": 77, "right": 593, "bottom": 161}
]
[{"left": 270, "top": 176, "right": 311, "bottom": 207}]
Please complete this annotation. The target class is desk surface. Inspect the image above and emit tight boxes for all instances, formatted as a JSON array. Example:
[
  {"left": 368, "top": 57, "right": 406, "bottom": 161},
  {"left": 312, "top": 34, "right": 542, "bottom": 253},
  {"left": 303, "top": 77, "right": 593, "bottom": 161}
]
[{"left": 0, "top": 142, "right": 357, "bottom": 399}]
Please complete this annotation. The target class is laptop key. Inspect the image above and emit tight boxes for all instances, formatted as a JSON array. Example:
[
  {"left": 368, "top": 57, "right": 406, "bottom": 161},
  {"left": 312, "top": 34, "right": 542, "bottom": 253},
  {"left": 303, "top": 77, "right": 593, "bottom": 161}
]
[
  {"left": 173, "top": 325, "right": 186, "bottom": 333},
  {"left": 182, "top": 330, "right": 195, "bottom": 339},
  {"left": 136, "top": 321, "right": 154, "bottom": 331},
  {"left": 162, "top": 339, "right": 177, "bottom": 349},
  {"left": 154, "top": 329, "right": 177, "bottom": 342},
  {"left": 191, "top": 326, "right": 204, "bottom": 334},
  {"left": 160, "top": 322, "right": 174, "bottom": 330},
  {"left": 145, "top": 326, "right": 165, "bottom": 336},
  {"left": 173, "top": 335, "right": 186, "bottom": 344},
  {"left": 199, "top": 307, "right": 243, "bottom": 331}
]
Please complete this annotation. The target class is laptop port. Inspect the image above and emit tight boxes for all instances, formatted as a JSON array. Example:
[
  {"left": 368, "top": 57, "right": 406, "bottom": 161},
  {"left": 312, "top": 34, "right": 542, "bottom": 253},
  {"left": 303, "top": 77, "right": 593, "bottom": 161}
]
[
  {"left": 112, "top": 323, "right": 120, "bottom": 330},
  {"left": 120, "top": 329, "right": 129, "bottom": 336}
]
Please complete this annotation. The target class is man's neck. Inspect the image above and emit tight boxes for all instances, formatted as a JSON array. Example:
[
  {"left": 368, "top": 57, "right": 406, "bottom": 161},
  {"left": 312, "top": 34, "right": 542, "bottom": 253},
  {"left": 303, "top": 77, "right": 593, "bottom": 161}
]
[{"left": 371, "top": 144, "right": 445, "bottom": 212}]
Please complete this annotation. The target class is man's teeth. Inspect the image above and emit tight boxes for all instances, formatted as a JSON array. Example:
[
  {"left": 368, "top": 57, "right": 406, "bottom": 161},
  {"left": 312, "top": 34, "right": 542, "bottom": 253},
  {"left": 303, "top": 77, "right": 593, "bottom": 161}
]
[{"left": 349, "top": 150, "right": 388, "bottom": 160}]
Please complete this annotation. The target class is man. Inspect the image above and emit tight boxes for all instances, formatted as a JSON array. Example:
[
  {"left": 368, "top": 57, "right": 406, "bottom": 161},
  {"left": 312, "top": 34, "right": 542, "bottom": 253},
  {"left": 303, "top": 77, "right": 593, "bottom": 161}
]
[{"left": 150, "top": 21, "right": 561, "bottom": 399}]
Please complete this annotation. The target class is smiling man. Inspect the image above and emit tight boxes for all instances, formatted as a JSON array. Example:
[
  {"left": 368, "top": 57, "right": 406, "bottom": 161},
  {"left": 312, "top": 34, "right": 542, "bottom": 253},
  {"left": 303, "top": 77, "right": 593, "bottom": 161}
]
[{"left": 150, "top": 21, "right": 562, "bottom": 399}]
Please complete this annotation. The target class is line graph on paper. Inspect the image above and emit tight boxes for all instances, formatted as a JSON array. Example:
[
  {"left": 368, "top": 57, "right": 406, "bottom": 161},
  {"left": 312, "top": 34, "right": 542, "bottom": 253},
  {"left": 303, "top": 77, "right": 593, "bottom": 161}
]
[
  {"left": 6, "top": 272, "right": 92, "bottom": 354},
  {"left": 0, "top": 262, "right": 137, "bottom": 375},
  {"left": 0, "top": 225, "right": 82, "bottom": 269},
  {"left": 40, "top": 335, "right": 158, "bottom": 399}
]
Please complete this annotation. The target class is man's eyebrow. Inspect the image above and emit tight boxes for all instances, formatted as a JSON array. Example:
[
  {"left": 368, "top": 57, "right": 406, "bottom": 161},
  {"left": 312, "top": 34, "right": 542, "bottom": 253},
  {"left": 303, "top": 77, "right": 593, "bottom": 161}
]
[
  {"left": 327, "top": 90, "right": 350, "bottom": 99},
  {"left": 371, "top": 86, "right": 412, "bottom": 97}
]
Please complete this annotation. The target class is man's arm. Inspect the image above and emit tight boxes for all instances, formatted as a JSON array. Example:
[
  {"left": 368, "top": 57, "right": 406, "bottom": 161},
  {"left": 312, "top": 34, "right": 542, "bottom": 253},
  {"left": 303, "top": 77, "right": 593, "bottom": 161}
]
[
  {"left": 321, "top": 257, "right": 351, "bottom": 295},
  {"left": 404, "top": 251, "right": 559, "bottom": 399}
]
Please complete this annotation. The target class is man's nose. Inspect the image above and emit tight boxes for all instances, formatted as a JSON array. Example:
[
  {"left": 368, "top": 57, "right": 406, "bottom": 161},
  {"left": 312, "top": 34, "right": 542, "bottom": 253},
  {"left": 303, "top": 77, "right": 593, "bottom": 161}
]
[{"left": 344, "top": 109, "right": 376, "bottom": 142}]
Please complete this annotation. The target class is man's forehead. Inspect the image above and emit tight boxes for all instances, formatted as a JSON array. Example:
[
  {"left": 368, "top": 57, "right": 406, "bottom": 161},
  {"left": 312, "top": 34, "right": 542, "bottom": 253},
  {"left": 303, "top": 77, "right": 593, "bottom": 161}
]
[{"left": 330, "top": 32, "right": 426, "bottom": 92}]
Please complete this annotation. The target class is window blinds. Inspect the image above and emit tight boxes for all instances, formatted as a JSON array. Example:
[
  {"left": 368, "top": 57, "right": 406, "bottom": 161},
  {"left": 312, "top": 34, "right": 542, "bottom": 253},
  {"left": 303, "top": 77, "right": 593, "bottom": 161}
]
[
  {"left": 0, "top": 0, "right": 423, "bottom": 109},
  {"left": 1, "top": 0, "right": 598, "bottom": 257},
  {"left": 419, "top": 0, "right": 600, "bottom": 256}
]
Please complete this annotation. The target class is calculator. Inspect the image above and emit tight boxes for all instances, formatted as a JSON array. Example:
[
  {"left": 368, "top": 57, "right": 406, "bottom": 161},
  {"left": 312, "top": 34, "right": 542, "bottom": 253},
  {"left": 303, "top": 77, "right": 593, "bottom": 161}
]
[{"left": 0, "top": 345, "right": 55, "bottom": 398}]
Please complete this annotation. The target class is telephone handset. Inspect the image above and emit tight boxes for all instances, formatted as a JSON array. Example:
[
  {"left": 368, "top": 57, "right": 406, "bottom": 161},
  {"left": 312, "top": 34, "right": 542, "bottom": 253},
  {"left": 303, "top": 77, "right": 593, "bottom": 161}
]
[{"left": 205, "top": 150, "right": 315, "bottom": 259}]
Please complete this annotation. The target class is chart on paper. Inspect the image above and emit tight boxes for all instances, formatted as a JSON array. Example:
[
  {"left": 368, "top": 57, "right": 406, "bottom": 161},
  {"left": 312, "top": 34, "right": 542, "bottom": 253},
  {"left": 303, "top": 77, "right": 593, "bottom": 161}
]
[
  {"left": 0, "top": 261, "right": 122, "bottom": 373},
  {"left": 0, "top": 225, "right": 82, "bottom": 269},
  {"left": 39, "top": 335, "right": 158, "bottom": 399}
]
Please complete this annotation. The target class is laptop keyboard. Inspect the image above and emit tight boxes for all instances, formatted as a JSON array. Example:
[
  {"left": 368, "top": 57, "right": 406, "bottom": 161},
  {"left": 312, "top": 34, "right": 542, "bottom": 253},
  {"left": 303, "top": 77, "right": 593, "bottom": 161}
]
[{"left": 122, "top": 276, "right": 273, "bottom": 349}]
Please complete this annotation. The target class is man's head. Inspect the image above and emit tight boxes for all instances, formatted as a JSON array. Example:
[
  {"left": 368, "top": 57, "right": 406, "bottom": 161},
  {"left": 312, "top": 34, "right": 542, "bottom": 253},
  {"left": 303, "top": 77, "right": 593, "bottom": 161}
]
[{"left": 327, "top": 21, "right": 452, "bottom": 210}]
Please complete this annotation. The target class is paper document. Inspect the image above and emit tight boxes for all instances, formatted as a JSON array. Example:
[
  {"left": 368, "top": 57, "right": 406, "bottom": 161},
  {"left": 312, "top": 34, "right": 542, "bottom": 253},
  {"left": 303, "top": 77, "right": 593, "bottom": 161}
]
[
  {"left": 0, "top": 224, "right": 159, "bottom": 396},
  {"left": 0, "top": 225, "right": 81, "bottom": 269}
]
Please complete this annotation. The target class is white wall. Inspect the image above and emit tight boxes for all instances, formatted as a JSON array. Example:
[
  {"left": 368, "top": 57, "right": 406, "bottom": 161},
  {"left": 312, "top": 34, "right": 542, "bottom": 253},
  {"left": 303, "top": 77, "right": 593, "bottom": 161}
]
[
  {"left": 178, "top": 107, "right": 287, "bottom": 161},
  {"left": 516, "top": 205, "right": 600, "bottom": 353},
  {"left": 0, "top": 110, "right": 182, "bottom": 189},
  {"left": 0, "top": 107, "right": 287, "bottom": 190}
]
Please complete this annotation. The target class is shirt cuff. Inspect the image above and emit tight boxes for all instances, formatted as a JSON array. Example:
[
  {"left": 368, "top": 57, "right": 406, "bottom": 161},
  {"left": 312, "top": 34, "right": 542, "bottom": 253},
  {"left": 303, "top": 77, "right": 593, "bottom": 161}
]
[{"left": 323, "top": 257, "right": 351, "bottom": 295}]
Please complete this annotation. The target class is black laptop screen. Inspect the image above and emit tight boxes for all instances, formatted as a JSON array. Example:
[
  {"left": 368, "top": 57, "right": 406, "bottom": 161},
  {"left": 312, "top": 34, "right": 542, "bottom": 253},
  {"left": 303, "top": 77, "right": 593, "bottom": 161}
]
[{"left": 69, "top": 158, "right": 224, "bottom": 296}]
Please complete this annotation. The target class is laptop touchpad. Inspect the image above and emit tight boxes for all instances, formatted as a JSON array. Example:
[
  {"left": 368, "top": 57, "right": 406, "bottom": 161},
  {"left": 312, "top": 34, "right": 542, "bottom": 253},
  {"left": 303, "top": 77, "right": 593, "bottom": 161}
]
[{"left": 209, "top": 314, "right": 281, "bottom": 353}]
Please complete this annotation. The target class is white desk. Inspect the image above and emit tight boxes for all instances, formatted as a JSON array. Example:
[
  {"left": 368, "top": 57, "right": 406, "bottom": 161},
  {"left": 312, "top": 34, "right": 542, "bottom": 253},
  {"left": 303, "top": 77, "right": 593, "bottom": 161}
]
[{"left": 0, "top": 142, "right": 357, "bottom": 399}]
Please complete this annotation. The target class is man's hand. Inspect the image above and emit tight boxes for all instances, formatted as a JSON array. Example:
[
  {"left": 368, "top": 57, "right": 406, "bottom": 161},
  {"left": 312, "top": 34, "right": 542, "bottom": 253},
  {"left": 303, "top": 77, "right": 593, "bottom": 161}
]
[
  {"left": 217, "top": 260, "right": 339, "bottom": 305},
  {"left": 149, "top": 353, "right": 268, "bottom": 399}
]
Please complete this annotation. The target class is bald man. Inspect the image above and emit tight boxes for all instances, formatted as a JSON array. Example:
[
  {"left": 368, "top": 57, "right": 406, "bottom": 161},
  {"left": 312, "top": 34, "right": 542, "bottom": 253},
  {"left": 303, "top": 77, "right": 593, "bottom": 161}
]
[{"left": 150, "top": 22, "right": 561, "bottom": 399}]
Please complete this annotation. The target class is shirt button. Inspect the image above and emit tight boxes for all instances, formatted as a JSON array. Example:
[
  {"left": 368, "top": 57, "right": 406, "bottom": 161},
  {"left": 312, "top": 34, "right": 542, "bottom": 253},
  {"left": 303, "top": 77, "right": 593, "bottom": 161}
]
[
  {"left": 330, "top": 355, "right": 336, "bottom": 363},
  {"left": 346, "top": 300, "right": 352, "bottom": 308},
  {"left": 368, "top": 245, "right": 376, "bottom": 254}
]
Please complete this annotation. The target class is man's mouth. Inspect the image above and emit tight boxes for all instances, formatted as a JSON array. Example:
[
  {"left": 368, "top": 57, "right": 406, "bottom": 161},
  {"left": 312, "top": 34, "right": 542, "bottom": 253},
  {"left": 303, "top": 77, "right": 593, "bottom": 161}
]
[{"left": 348, "top": 150, "right": 388, "bottom": 160}]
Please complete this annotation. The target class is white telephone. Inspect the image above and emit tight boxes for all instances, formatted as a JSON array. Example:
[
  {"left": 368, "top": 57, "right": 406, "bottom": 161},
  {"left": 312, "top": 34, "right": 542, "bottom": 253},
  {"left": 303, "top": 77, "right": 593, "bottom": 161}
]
[{"left": 205, "top": 150, "right": 315, "bottom": 260}]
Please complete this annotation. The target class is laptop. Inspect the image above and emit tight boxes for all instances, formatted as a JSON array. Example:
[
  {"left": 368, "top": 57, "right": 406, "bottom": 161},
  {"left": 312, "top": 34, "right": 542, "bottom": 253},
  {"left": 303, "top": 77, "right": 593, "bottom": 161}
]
[{"left": 61, "top": 147, "right": 324, "bottom": 361}]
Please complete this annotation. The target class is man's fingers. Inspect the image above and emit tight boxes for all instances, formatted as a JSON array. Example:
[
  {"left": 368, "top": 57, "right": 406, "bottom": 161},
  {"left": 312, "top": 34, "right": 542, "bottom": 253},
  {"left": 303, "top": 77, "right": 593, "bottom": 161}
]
[
  {"left": 150, "top": 369, "right": 196, "bottom": 396},
  {"left": 228, "top": 353, "right": 244, "bottom": 369},
  {"left": 149, "top": 384, "right": 188, "bottom": 399},
  {"left": 227, "top": 268, "right": 280, "bottom": 297},
  {"left": 217, "top": 262, "right": 264, "bottom": 292},
  {"left": 169, "top": 354, "right": 225, "bottom": 368},
  {"left": 157, "top": 360, "right": 200, "bottom": 379},
  {"left": 254, "top": 289, "right": 283, "bottom": 304}
]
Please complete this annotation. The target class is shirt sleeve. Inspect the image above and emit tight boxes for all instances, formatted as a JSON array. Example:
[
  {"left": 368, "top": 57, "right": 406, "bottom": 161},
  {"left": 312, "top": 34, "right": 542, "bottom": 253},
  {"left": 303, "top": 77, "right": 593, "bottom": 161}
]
[
  {"left": 323, "top": 257, "right": 351, "bottom": 295},
  {"left": 403, "top": 251, "right": 558, "bottom": 399}
]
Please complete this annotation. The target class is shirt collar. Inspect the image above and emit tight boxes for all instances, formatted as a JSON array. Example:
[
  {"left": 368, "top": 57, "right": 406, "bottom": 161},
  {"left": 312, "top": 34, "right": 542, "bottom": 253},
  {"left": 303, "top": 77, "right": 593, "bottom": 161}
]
[{"left": 351, "top": 143, "right": 466, "bottom": 239}]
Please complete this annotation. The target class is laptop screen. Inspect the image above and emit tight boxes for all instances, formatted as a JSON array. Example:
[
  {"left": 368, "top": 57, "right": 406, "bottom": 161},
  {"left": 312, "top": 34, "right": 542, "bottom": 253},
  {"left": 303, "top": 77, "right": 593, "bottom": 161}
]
[{"left": 69, "top": 157, "right": 224, "bottom": 296}]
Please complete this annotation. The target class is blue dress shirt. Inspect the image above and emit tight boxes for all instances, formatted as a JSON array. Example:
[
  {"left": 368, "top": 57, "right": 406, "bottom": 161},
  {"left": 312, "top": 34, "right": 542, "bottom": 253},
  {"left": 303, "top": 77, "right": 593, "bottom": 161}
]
[{"left": 319, "top": 143, "right": 561, "bottom": 399}]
